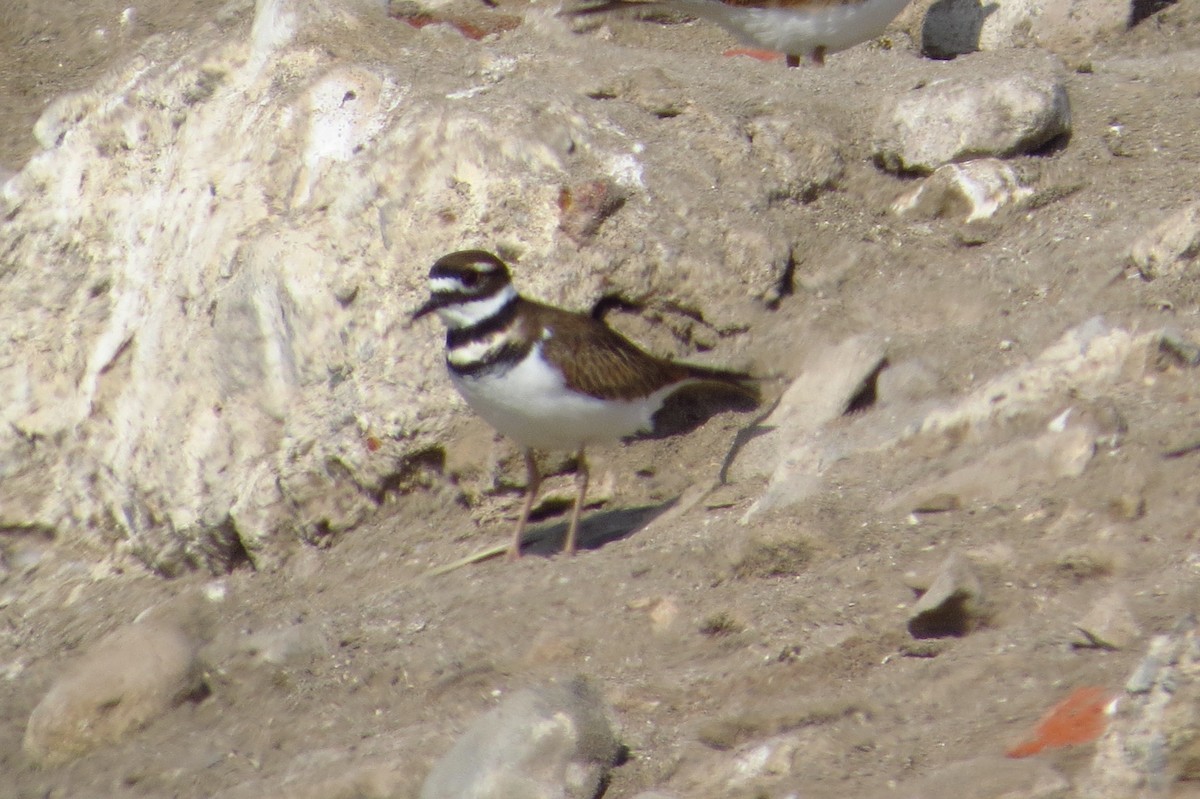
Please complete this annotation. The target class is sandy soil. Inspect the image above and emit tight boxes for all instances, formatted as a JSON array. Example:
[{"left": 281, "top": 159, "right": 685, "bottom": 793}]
[{"left": 2, "top": 1, "right": 1200, "bottom": 797}]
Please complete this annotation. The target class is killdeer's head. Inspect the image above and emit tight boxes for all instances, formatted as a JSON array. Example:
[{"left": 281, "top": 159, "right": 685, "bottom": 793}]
[{"left": 411, "top": 250, "right": 518, "bottom": 330}]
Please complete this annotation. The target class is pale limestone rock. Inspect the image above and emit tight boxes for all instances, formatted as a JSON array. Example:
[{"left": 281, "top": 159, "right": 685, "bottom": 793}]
[
  {"left": 874, "top": 72, "right": 1071, "bottom": 173},
  {"left": 891, "top": 158, "right": 1035, "bottom": 221},
  {"left": 0, "top": 0, "right": 838, "bottom": 572},
  {"left": 733, "top": 334, "right": 885, "bottom": 481},
  {"left": 1128, "top": 201, "right": 1200, "bottom": 279},
  {"left": 910, "top": 0, "right": 1128, "bottom": 59},
  {"left": 739, "top": 318, "right": 1152, "bottom": 523}
]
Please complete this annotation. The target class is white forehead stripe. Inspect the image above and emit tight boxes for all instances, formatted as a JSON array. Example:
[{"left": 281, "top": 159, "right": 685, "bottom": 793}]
[
  {"left": 435, "top": 284, "right": 517, "bottom": 329},
  {"left": 429, "top": 276, "right": 464, "bottom": 294}
]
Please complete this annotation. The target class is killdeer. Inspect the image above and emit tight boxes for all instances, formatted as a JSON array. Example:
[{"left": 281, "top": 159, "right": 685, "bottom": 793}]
[
  {"left": 412, "top": 250, "right": 757, "bottom": 561},
  {"left": 564, "top": 0, "right": 911, "bottom": 67}
]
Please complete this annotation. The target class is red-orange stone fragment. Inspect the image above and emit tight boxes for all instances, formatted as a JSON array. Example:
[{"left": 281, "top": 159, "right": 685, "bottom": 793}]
[
  {"left": 558, "top": 179, "right": 626, "bottom": 244},
  {"left": 1006, "top": 686, "right": 1112, "bottom": 758},
  {"left": 393, "top": 11, "right": 520, "bottom": 41},
  {"left": 365, "top": 436, "right": 382, "bottom": 453},
  {"left": 722, "top": 47, "right": 785, "bottom": 63}
]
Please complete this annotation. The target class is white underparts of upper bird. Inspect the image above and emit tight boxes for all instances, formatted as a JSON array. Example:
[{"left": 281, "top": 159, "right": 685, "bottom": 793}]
[{"left": 564, "top": 0, "right": 912, "bottom": 67}]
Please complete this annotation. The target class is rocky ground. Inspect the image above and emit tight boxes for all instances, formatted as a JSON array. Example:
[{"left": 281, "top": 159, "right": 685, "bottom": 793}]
[{"left": 2, "top": 0, "right": 1200, "bottom": 797}]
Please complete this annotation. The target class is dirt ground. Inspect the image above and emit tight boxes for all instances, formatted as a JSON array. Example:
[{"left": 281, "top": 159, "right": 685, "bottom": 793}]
[{"left": 3, "top": 1, "right": 1200, "bottom": 797}]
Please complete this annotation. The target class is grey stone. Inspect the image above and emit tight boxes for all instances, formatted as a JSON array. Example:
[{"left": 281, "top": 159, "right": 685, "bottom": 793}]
[
  {"left": 1080, "top": 618, "right": 1200, "bottom": 796},
  {"left": 419, "top": 677, "right": 622, "bottom": 799},
  {"left": 874, "top": 73, "right": 1071, "bottom": 173}
]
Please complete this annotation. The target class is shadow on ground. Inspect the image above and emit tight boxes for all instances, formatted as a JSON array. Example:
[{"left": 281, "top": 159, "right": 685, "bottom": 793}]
[{"left": 519, "top": 499, "right": 678, "bottom": 556}]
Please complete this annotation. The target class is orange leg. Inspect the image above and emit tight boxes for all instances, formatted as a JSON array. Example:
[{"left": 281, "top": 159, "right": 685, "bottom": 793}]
[
  {"left": 723, "top": 47, "right": 784, "bottom": 63},
  {"left": 725, "top": 47, "right": 824, "bottom": 68},
  {"left": 562, "top": 447, "right": 588, "bottom": 556},
  {"left": 509, "top": 448, "right": 541, "bottom": 561}
]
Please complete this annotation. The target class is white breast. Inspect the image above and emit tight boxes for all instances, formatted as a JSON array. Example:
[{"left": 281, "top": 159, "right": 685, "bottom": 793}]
[{"left": 450, "top": 344, "right": 683, "bottom": 451}]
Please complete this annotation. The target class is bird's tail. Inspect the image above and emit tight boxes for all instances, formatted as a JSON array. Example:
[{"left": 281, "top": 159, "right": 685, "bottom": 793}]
[
  {"left": 681, "top": 363, "right": 762, "bottom": 406},
  {"left": 644, "top": 362, "right": 760, "bottom": 439}
]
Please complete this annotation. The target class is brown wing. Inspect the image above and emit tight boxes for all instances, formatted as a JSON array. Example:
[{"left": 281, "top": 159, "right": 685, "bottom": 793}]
[{"left": 530, "top": 302, "right": 691, "bottom": 401}]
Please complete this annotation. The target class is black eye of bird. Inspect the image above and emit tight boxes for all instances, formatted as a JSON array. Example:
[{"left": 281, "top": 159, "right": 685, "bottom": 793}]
[{"left": 460, "top": 271, "right": 481, "bottom": 288}]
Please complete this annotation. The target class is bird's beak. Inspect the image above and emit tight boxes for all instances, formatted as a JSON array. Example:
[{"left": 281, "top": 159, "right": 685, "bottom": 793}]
[{"left": 410, "top": 295, "right": 442, "bottom": 322}]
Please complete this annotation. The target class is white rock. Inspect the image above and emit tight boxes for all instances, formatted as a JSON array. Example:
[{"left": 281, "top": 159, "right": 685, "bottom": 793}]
[
  {"left": 875, "top": 359, "right": 942, "bottom": 404},
  {"left": 1128, "top": 201, "right": 1200, "bottom": 279},
  {"left": 874, "top": 73, "right": 1071, "bottom": 173},
  {"left": 916, "top": 0, "right": 1127, "bottom": 58},
  {"left": 891, "top": 159, "right": 1035, "bottom": 221}
]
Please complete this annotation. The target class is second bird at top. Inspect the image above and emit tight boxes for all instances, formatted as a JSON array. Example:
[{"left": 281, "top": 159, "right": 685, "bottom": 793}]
[{"left": 566, "top": 0, "right": 912, "bottom": 67}]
